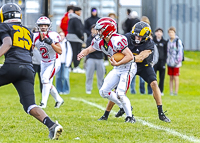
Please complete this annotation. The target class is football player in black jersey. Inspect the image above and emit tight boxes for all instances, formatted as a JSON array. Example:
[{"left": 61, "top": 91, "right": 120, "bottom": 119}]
[
  {"left": 0, "top": 3, "right": 63, "bottom": 139},
  {"left": 98, "top": 22, "right": 171, "bottom": 123}
]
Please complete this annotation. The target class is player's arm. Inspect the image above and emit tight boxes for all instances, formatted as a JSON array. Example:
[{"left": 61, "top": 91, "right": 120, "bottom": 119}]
[
  {"left": 77, "top": 45, "right": 96, "bottom": 60},
  {"left": 51, "top": 42, "right": 62, "bottom": 55},
  {"left": 110, "top": 47, "right": 134, "bottom": 66},
  {"left": 0, "top": 36, "right": 12, "bottom": 57},
  {"left": 135, "top": 50, "right": 152, "bottom": 63}
]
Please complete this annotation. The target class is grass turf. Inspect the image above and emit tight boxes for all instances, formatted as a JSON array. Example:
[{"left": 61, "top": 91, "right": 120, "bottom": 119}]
[{"left": 0, "top": 51, "right": 200, "bottom": 143}]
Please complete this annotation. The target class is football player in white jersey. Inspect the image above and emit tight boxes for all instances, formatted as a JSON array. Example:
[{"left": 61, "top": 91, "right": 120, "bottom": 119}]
[
  {"left": 32, "top": 16, "right": 64, "bottom": 108},
  {"left": 77, "top": 17, "right": 137, "bottom": 123}
]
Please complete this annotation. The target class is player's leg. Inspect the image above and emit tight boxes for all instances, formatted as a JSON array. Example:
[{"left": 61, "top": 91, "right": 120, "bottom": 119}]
[
  {"left": 141, "top": 65, "right": 171, "bottom": 122},
  {"left": 13, "top": 65, "right": 63, "bottom": 139},
  {"left": 99, "top": 69, "right": 123, "bottom": 108},
  {"left": 116, "top": 64, "right": 136, "bottom": 123},
  {"left": 85, "top": 58, "right": 95, "bottom": 94},
  {"left": 50, "top": 60, "right": 64, "bottom": 108},
  {"left": 40, "top": 62, "right": 54, "bottom": 108}
]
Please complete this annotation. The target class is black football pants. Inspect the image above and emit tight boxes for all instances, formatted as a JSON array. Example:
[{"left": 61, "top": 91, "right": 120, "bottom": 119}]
[{"left": 0, "top": 63, "right": 36, "bottom": 112}]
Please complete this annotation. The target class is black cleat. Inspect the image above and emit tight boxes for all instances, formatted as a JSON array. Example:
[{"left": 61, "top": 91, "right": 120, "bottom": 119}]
[
  {"left": 115, "top": 106, "right": 133, "bottom": 118},
  {"left": 98, "top": 115, "right": 108, "bottom": 121},
  {"left": 125, "top": 115, "right": 136, "bottom": 123},
  {"left": 159, "top": 111, "right": 171, "bottom": 123},
  {"left": 115, "top": 108, "right": 125, "bottom": 117}
]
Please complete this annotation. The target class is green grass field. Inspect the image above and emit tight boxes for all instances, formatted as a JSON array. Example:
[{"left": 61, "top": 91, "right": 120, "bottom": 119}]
[{"left": 0, "top": 51, "right": 200, "bottom": 143}]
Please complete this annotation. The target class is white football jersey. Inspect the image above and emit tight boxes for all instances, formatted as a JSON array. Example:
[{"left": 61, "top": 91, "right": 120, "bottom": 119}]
[
  {"left": 33, "top": 31, "right": 61, "bottom": 62},
  {"left": 91, "top": 33, "right": 128, "bottom": 57}
]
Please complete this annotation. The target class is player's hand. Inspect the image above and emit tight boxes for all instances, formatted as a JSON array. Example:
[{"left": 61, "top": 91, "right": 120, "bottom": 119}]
[
  {"left": 43, "top": 33, "right": 53, "bottom": 45},
  {"left": 77, "top": 53, "right": 84, "bottom": 61},
  {"left": 109, "top": 57, "right": 119, "bottom": 66}
]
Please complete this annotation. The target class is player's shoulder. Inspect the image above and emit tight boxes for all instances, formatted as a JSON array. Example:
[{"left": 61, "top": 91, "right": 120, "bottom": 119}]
[
  {"left": 0, "top": 23, "right": 9, "bottom": 33},
  {"left": 33, "top": 32, "right": 40, "bottom": 40},
  {"left": 48, "top": 31, "right": 59, "bottom": 37}
]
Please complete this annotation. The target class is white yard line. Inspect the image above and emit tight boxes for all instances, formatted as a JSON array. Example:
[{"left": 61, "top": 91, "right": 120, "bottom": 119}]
[{"left": 71, "top": 97, "right": 200, "bottom": 143}]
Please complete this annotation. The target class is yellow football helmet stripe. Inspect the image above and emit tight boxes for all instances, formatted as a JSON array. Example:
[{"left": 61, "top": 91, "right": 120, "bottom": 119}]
[
  {"left": 0, "top": 7, "right": 3, "bottom": 22},
  {"left": 139, "top": 27, "right": 151, "bottom": 36},
  {"left": 131, "top": 25, "right": 135, "bottom": 34}
]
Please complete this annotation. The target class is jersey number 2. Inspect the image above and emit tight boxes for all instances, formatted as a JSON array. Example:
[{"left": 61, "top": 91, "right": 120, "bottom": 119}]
[{"left": 12, "top": 25, "right": 32, "bottom": 50}]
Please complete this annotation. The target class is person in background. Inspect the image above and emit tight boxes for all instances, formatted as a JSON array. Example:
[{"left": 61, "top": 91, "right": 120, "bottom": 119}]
[
  {"left": 167, "top": 27, "right": 183, "bottom": 95},
  {"left": 122, "top": 9, "right": 131, "bottom": 34},
  {"left": 56, "top": 31, "right": 72, "bottom": 94},
  {"left": 153, "top": 28, "right": 167, "bottom": 96},
  {"left": 0, "top": 3, "right": 62, "bottom": 139},
  {"left": 32, "top": 28, "right": 42, "bottom": 93},
  {"left": 60, "top": 5, "right": 74, "bottom": 37},
  {"left": 85, "top": 24, "right": 104, "bottom": 94},
  {"left": 67, "top": 6, "right": 85, "bottom": 73},
  {"left": 84, "top": 7, "right": 100, "bottom": 38},
  {"left": 126, "top": 11, "right": 140, "bottom": 33}
]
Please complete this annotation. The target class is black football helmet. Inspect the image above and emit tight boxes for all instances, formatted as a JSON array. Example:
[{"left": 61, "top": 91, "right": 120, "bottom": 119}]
[
  {"left": 131, "top": 21, "right": 151, "bottom": 44},
  {"left": 0, "top": 3, "right": 22, "bottom": 23}
]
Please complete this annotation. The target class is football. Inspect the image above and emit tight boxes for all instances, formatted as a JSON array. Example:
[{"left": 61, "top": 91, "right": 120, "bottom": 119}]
[{"left": 111, "top": 52, "right": 125, "bottom": 62}]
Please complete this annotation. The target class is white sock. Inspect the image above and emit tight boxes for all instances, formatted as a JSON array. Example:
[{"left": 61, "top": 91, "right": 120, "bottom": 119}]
[
  {"left": 41, "top": 83, "right": 51, "bottom": 106},
  {"left": 119, "top": 95, "right": 132, "bottom": 117},
  {"left": 107, "top": 91, "right": 123, "bottom": 108},
  {"left": 50, "top": 85, "right": 63, "bottom": 102}
]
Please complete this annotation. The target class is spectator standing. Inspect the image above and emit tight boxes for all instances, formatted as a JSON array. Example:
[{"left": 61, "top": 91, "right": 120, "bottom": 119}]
[
  {"left": 67, "top": 6, "right": 85, "bottom": 73},
  {"left": 167, "top": 27, "right": 183, "bottom": 95},
  {"left": 126, "top": 11, "right": 140, "bottom": 33},
  {"left": 84, "top": 7, "right": 100, "bottom": 38},
  {"left": 85, "top": 24, "right": 104, "bottom": 94},
  {"left": 122, "top": 9, "right": 131, "bottom": 34},
  {"left": 60, "top": 5, "right": 74, "bottom": 36},
  {"left": 56, "top": 31, "right": 72, "bottom": 94},
  {"left": 153, "top": 28, "right": 167, "bottom": 95}
]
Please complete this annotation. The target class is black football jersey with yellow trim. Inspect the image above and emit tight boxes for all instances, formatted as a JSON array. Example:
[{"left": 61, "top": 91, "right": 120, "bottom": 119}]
[
  {"left": 0, "top": 22, "right": 33, "bottom": 64},
  {"left": 124, "top": 32, "right": 154, "bottom": 65}
]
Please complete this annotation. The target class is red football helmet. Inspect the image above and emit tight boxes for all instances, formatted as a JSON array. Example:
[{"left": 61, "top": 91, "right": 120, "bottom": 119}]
[{"left": 95, "top": 17, "right": 117, "bottom": 39}]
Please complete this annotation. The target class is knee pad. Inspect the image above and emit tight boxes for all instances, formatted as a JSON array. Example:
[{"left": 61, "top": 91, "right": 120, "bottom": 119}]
[
  {"left": 26, "top": 104, "right": 38, "bottom": 114},
  {"left": 99, "top": 89, "right": 109, "bottom": 98}
]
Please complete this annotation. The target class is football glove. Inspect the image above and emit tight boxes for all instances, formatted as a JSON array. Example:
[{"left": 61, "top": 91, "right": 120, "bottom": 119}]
[{"left": 44, "top": 37, "right": 53, "bottom": 45}]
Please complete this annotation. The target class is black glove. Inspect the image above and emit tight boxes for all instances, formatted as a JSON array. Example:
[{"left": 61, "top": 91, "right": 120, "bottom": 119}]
[{"left": 44, "top": 37, "right": 53, "bottom": 45}]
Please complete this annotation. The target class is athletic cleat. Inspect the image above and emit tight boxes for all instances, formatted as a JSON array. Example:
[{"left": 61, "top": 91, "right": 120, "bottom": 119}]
[
  {"left": 49, "top": 121, "right": 63, "bottom": 140},
  {"left": 125, "top": 116, "right": 135, "bottom": 123},
  {"left": 55, "top": 100, "right": 64, "bottom": 108},
  {"left": 159, "top": 111, "right": 171, "bottom": 123},
  {"left": 115, "top": 106, "right": 133, "bottom": 117},
  {"left": 98, "top": 115, "right": 108, "bottom": 121},
  {"left": 39, "top": 103, "right": 46, "bottom": 108},
  {"left": 115, "top": 108, "right": 125, "bottom": 117}
]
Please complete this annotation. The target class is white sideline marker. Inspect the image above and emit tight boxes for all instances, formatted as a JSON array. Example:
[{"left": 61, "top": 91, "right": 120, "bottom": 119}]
[{"left": 71, "top": 97, "right": 200, "bottom": 143}]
